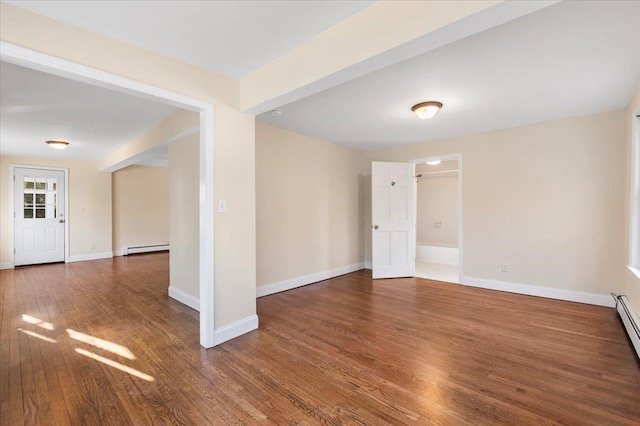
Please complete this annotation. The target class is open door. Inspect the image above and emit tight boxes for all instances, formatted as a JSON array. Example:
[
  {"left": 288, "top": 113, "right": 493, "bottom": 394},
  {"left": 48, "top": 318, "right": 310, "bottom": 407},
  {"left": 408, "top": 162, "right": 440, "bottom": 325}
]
[{"left": 371, "top": 161, "right": 416, "bottom": 279}]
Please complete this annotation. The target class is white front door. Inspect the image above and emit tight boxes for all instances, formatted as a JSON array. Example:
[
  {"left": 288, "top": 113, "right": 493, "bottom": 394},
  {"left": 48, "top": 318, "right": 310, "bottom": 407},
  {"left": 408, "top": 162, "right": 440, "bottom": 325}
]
[
  {"left": 371, "top": 162, "right": 416, "bottom": 279},
  {"left": 14, "top": 167, "right": 66, "bottom": 266}
]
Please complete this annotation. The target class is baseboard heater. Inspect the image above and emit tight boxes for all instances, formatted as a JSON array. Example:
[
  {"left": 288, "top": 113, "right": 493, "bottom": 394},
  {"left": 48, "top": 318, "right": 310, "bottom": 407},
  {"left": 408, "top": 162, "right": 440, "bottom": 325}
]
[
  {"left": 614, "top": 294, "right": 640, "bottom": 359},
  {"left": 123, "top": 244, "right": 170, "bottom": 256}
]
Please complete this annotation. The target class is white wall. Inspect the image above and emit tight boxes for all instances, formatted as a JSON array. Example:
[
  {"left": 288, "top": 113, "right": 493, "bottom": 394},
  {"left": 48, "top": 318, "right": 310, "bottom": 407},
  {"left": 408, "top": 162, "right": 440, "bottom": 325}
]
[
  {"left": 365, "top": 111, "right": 627, "bottom": 300},
  {"left": 0, "top": 155, "right": 112, "bottom": 264},
  {"left": 256, "top": 122, "right": 364, "bottom": 294},
  {"left": 112, "top": 165, "right": 169, "bottom": 253},
  {"left": 168, "top": 134, "right": 200, "bottom": 302}
]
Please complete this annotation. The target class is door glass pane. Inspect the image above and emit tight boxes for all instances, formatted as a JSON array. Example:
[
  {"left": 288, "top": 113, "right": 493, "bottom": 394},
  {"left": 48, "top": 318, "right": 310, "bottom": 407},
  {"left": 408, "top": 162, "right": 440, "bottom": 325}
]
[
  {"left": 35, "top": 194, "right": 46, "bottom": 205},
  {"left": 36, "top": 182, "right": 46, "bottom": 190},
  {"left": 24, "top": 194, "right": 33, "bottom": 206},
  {"left": 35, "top": 209, "right": 46, "bottom": 219},
  {"left": 24, "top": 177, "right": 34, "bottom": 189},
  {"left": 24, "top": 208, "right": 34, "bottom": 219}
]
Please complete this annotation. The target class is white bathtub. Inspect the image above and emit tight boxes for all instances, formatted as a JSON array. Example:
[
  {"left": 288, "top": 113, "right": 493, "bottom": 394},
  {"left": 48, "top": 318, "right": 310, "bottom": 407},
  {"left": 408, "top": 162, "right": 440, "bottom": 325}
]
[{"left": 416, "top": 244, "right": 458, "bottom": 266}]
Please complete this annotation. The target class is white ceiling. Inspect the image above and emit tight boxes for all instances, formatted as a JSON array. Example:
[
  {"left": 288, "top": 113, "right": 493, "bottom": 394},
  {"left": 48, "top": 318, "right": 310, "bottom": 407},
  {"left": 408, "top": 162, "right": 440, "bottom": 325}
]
[
  {"left": 257, "top": 1, "right": 640, "bottom": 151},
  {"left": 6, "top": 0, "right": 375, "bottom": 78},
  {"left": 0, "top": 61, "right": 178, "bottom": 161}
]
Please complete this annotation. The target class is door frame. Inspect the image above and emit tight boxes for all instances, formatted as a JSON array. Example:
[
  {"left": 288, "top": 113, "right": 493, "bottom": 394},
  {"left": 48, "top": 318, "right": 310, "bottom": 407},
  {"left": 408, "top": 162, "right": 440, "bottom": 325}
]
[
  {"left": 1, "top": 41, "right": 216, "bottom": 348},
  {"left": 10, "top": 165, "right": 70, "bottom": 266},
  {"left": 410, "top": 153, "right": 463, "bottom": 284}
]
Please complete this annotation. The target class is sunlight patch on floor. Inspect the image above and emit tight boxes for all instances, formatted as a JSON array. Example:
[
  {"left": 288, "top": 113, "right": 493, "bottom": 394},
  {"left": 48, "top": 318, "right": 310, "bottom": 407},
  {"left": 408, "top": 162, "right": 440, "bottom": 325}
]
[
  {"left": 22, "top": 314, "right": 55, "bottom": 330},
  {"left": 67, "top": 329, "right": 136, "bottom": 360},
  {"left": 75, "top": 348, "right": 155, "bottom": 382},
  {"left": 18, "top": 327, "right": 57, "bottom": 343}
]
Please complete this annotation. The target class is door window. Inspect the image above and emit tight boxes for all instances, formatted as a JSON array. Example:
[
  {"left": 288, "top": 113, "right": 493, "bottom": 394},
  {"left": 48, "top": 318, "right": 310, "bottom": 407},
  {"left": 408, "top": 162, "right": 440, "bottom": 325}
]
[{"left": 23, "top": 176, "right": 57, "bottom": 220}]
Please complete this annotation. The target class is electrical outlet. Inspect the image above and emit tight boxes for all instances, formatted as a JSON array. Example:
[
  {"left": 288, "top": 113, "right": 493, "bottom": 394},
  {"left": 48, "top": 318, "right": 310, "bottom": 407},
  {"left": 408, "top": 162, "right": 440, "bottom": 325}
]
[
  {"left": 501, "top": 263, "right": 509, "bottom": 273},
  {"left": 91, "top": 243, "right": 96, "bottom": 250}
]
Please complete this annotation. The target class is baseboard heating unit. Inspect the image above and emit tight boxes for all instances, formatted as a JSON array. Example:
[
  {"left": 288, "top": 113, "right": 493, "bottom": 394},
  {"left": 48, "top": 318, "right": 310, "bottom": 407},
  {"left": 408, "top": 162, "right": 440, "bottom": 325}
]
[
  {"left": 123, "top": 244, "right": 169, "bottom": 256},
  {"left": 614, "top": 294, "right": 640, "bottom": 359}
]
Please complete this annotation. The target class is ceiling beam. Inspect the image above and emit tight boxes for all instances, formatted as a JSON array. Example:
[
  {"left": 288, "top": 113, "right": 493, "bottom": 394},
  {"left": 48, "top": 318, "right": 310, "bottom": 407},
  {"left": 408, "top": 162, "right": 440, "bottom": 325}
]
[{"left": 240, "top": 0, "right": 559, "bottom": 115}]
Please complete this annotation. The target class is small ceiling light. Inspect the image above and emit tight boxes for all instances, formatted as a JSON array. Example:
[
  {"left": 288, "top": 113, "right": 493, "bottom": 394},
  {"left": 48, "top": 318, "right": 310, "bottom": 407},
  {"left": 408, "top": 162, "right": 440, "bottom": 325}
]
[
  {"left": 412, "top": 101, "right": 442, "bottom": 120},
  {"left": 271, "top": 109, "right": 282, "bottom": 117},
  {"left": 426, "top": 160, "right": 441, "bottom": 166},
  {"left": 46, "top": 140, "right": 69, "bottom": 150}
]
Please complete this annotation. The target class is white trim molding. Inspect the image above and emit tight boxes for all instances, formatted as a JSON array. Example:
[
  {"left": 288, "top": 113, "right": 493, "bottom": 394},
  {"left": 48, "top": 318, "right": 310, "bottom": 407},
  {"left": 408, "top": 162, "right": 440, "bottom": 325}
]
[
  {"left": 0, "top": 263, "right": 13, "bottom": 270},
  {"left": 463, "top": 276, "right": 615, "bottom": 308},
  {"left": 257, "top": 262, "right": 365, "bottom": 298},
  {"left": 214, "top": 315, "right": 259, "bottom": 345},
  {"left": 168, "top": 287, "right": 200, "bottom": 311},
  {"left": 365, "top": 261, "right": 373, "bottom": 270},
  {"left": 67, "top": 252, "right": 114, "bottom": 263}
]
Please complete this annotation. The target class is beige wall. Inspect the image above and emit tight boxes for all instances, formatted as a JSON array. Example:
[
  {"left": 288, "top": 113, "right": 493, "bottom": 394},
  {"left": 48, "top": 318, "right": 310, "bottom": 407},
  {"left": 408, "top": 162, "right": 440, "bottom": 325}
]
[
  {"left": 256, "top": 122, "right": 364, "bottom": 288},
  {"left": 1, "top": 4, "right": 256, "bottom": 329},
  {"left": 112, "top": 165, "right": 169, "bottom": 253},
  {"left": 0, "top": 156, "right": 112, "bottom": 264},
  {"left": 365, "top": 111, "right": 627, "bottom": 297},
  {"left": 416, "top": 172, "right": 459, "bottom": 247},
  {"left": 168, "top": 134, "right": 199, "bottom": 299},
  {"left": 624, "top": 83, "right": 640, "bottom": 312}
]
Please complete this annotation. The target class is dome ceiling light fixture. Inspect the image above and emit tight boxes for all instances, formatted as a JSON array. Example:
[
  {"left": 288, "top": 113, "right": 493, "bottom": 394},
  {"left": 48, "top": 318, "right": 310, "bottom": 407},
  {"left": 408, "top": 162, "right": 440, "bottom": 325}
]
[
  {"left": 411, "top": 101, "right": 443, "bottom": 120},
  {"left": 46, "top": 140, "right": 69, "bottom": 149}
]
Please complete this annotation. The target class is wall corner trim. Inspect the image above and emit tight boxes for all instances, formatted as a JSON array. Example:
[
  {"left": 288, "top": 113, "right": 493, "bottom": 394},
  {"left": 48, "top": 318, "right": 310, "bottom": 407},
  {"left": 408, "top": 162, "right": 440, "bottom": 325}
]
[
  {"left": 67, "top": 252, "right": 113, "bottom": 263},
  {"left": 364, "top": 261, "right": 373, "bottom": 270},
  {"left": 168, "top": 286, "right": 200, "bottom": 311},
  {"left": 257, "top": 262, "right": 365, "bottom": 298},
  {"left": 214, "top": 314, "right": 259, "bottom": 345},
  {"left": 0, "top": 263, "right": 13, "bottom": 270},
  {"left": 462, "top": 276, "right": 615, "bottom": 308}
]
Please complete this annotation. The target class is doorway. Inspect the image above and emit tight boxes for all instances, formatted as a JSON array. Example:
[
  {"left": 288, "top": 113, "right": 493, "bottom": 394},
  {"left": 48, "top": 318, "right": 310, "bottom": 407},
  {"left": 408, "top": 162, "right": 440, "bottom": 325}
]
[
  {"left": 412, "top": 155, "right": 462, "bottom": 284},
  {"left": 12, "top": 166, "right": 68, "bottom": 266},
  {"left": 2, "top": 41, "right": 216, "bottom": 348}
]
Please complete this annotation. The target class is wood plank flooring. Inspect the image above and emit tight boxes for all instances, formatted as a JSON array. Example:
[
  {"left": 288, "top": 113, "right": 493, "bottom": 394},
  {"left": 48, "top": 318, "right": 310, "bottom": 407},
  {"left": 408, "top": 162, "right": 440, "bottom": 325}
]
[{"left": 1, "top": 252, "right": 639, "bottom": 425}]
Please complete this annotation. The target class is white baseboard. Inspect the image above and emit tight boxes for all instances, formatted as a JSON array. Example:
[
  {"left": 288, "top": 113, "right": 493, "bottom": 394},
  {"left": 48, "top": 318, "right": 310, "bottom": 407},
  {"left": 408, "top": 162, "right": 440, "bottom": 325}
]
[
  {"left": 67, "top": 252, "right": 114, "bottom": 263},
  {"left": 257, "top": 262, "right": 365, "bottom": 297},
  {"left": 0, "top": 262, "right": 13, "bottom": 270},
  {"left": 365, "top": 261, "right": 372, "bottom": 270},
  {"left": 463, "top": 276, "right": 615, "bottom": 307},
  {"left": 168, "top": 286, "right": 200, "bottom": 311},
  {"left": 214, "top": 314, "right": 259, "bottom": 345}
]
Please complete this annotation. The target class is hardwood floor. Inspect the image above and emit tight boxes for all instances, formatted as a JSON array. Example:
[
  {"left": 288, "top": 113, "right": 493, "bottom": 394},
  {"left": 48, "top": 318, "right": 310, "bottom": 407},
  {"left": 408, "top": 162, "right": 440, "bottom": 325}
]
[{"left": 1, "top": 253, "right": 639, "bottom": 425}]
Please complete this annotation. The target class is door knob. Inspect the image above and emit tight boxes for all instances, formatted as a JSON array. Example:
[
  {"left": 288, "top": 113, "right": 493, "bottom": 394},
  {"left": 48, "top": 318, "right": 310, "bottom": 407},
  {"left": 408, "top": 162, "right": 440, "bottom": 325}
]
[
  {"left": 59, "top": 219, "right": 65, "bottom": 223},
  {"left": 373, "top": 225, "right": 379, "bottom": 229}
]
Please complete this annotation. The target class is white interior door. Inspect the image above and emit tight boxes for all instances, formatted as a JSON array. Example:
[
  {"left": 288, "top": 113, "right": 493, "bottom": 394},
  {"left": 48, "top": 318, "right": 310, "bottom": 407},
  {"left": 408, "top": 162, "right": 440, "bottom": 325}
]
[
  {"left": 14, "top": 167, "right": 66, "bottom": 266},
  {"left": 372, "top": 161, "right": 416, "bottom": 279}
]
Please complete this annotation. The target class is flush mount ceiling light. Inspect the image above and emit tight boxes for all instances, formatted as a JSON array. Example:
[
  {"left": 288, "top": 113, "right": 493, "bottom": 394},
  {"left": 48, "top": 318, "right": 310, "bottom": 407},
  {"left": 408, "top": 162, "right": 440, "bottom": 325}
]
[
  {"left": 271, "top": 109, "right": 282, "bottom": 117},
  {"left": 46, "top": 140, "right": 69, "bottom": 149},
  {"left": 411, "top": 101, "right": 443, "bottom": 120},
  {"left": 426, "top": 160, "right": 441, "bottom": 166}
]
